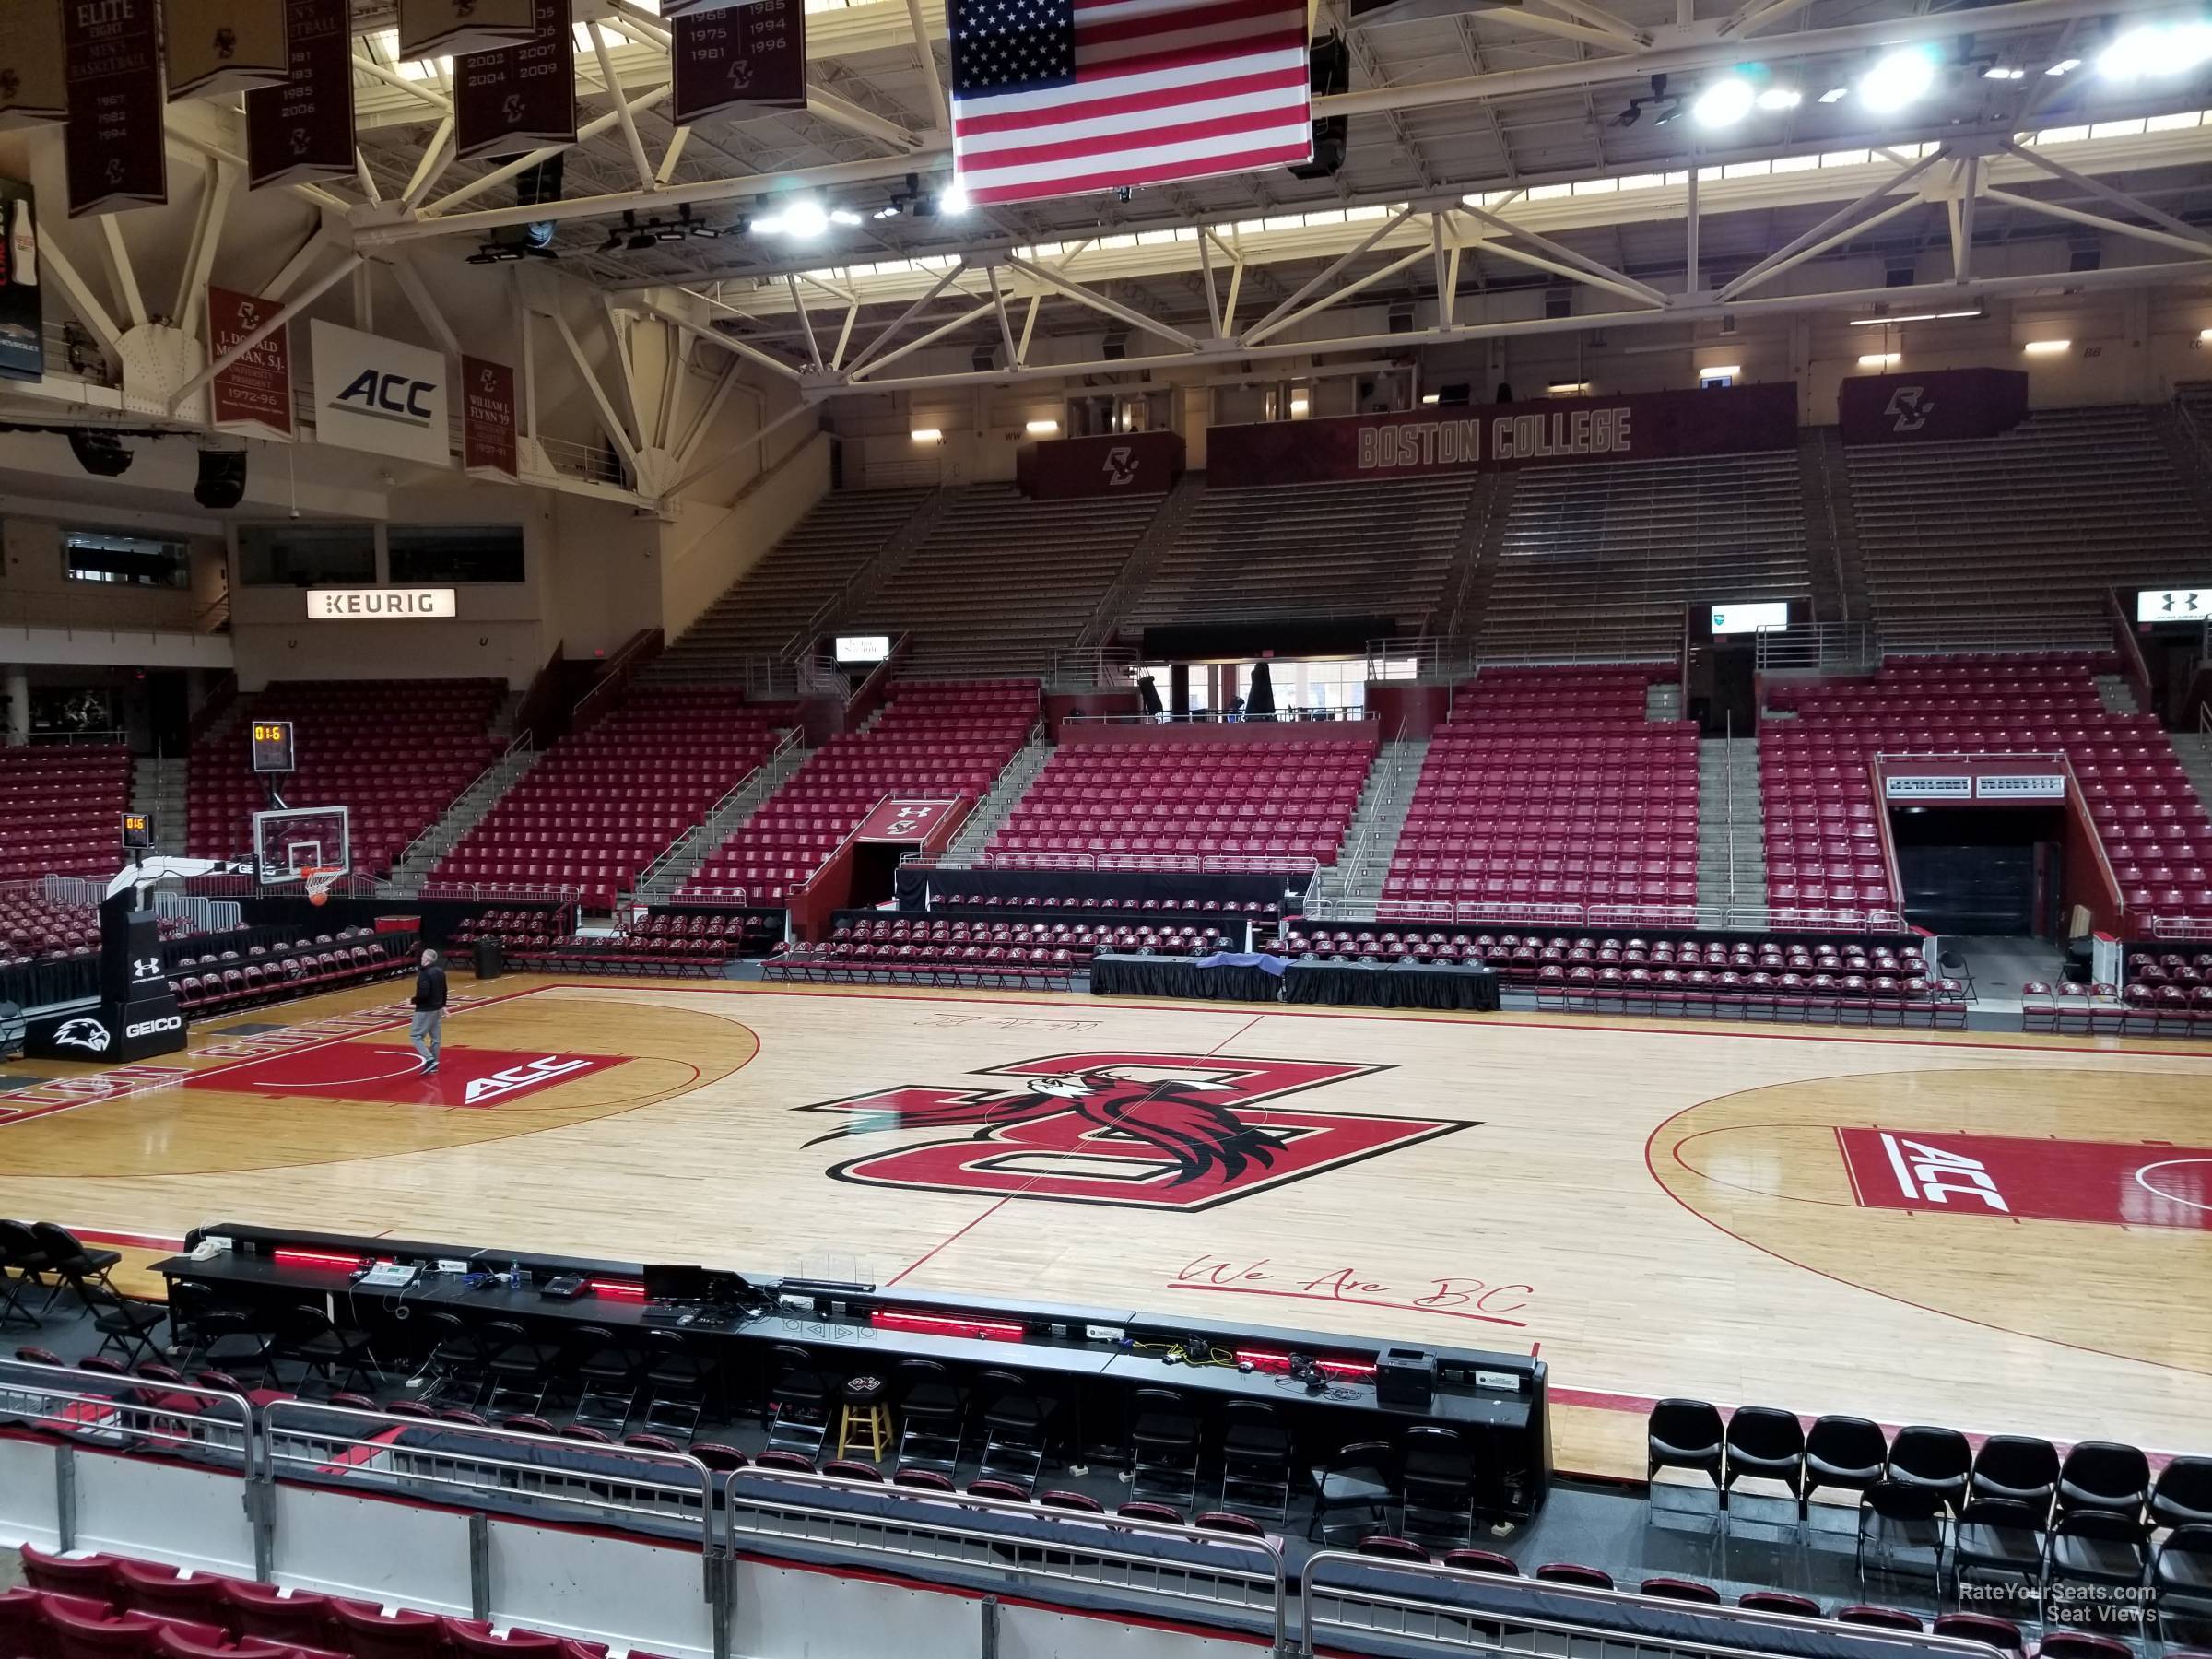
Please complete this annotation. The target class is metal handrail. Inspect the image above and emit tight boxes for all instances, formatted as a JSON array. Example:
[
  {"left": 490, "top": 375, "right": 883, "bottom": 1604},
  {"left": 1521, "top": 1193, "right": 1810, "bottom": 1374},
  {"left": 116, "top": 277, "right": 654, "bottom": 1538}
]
[
  {"left": 1061, "top": 710, "right": 1383, "bottom": 729},
  {"left": 1299, "top": 1550, "right": 2007, "bottom": 1659},
  {"left": 633, "top": 726, "right": 802, "bottom": 897},
  {"left": 1724, "top": 710, "right": 1736, "bottom": 912},
  {"left": 723, "top": 1467, "right": 1286, "bottom": 1653},
  {"left": 262, "top": 1401, "right": 713, "bottom": 1559},
  {"left": 0, "top": 1360, "right": 253, "bottom": 1471},
  {"left": 906, "top": 849, "right": 1319, "bottom": 878},
  {"left": 394, "top": 742, "right": 533, "bottom": 875}
]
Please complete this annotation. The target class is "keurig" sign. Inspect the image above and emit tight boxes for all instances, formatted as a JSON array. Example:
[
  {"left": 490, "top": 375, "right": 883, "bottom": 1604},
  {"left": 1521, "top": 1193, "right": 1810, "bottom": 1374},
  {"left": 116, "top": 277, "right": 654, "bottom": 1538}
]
[{"left": 306, "top": 588, "right": 457, "bottom": 619}]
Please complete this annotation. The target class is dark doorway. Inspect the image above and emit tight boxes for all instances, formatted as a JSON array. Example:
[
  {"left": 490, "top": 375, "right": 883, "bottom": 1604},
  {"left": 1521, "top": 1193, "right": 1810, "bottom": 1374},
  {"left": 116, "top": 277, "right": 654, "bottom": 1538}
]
[
  {"left": 848, "top": 841, "right": 907, "bottom": 909},
  {"left": 1888, "top": 806, "right": 2064, "bottom": 936}
]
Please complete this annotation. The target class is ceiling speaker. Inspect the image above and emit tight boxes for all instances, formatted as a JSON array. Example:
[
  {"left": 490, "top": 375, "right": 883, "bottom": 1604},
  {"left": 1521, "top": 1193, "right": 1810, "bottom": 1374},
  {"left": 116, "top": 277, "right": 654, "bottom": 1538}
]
[
  {"left": 68, "top": 429, "right": 133, "bottom": 477},
  {"left": 194, "top": 449, "right": 249, "bottom": 510}
]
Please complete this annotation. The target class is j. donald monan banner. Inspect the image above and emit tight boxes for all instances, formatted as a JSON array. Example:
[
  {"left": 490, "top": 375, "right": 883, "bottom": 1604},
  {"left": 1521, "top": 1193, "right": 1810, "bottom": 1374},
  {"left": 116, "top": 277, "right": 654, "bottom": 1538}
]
[
  {"left": 1203, "top": 382, "right": 1797, "bottom": 487},
  {"left": 64, "top": 0, "right": 168, "bottom": 218},
  {"left": 208, "top": 285, "right": 293, "bottom": 441},
  {"left": 245, "top": 0, "right": 354, "bottom": 191}
]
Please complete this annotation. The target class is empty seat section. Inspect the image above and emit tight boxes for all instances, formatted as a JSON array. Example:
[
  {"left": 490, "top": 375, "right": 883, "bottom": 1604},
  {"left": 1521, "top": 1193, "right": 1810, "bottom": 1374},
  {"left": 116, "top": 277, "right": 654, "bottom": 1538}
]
[
  {"left": 1477, "top": 451, "right": 1810, "bottom": 660},
  {"left": 188, "top": 680, "right": 503, "bottom": 876},
  {"left": 434, "top": 688, "right": 792, "bottom": 912},
  {"left": 0, "top": 745, "right": 132, "bottom": 882},
  {"left": 1848, "top": 406, "right": 2212, "bottom": 642},
  {"left": 1382, "top": 666, "right": 1699, "bottom": 917},
  {"left": 653, "top": 488, "right": 935, "bottom": 678},
  {"left": 684, "top": 680, "right": 1039, "bottom": 902},
  {"left": 845, "top": 486, "right": 1159, "bottom": 677},
  {"left": 1128, "top": 473, "right": 1476, "bottom": 629},
  {"left": 1761, "top": 652, "right": 2212, "bottom": 918},
  {"left": 989, "top": 729, "right": 1379, "bottom": 866}
]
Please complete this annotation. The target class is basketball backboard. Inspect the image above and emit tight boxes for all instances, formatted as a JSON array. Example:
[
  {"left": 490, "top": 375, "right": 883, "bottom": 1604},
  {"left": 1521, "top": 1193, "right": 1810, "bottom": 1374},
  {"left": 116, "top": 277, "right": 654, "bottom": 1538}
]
[{"left": 252, "top": 805, "right": 352, "bottom": 887}]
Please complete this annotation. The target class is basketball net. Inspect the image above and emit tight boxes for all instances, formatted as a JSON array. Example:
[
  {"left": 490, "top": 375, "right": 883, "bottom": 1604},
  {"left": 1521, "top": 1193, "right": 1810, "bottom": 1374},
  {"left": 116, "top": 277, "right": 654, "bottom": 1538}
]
[{"left": 303, "top": 867, "right": 344, "bottom": 906}]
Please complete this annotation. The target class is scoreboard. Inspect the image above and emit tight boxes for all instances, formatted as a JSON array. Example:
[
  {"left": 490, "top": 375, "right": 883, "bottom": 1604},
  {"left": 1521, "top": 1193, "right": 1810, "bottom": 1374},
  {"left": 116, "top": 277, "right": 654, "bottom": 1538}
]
[
  {"left": 251, "top": 719, "right": 297, "bottom": 774},
  {"left": 121, "top": 812, "right": 153, "bottom": 851}
]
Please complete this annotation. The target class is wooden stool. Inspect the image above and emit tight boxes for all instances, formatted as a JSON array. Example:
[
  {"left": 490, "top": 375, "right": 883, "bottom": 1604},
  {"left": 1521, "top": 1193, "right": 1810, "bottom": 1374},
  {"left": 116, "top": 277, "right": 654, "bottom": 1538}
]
[{"left": 838, "top": 1374, "right": 892, "bottom": 1462}]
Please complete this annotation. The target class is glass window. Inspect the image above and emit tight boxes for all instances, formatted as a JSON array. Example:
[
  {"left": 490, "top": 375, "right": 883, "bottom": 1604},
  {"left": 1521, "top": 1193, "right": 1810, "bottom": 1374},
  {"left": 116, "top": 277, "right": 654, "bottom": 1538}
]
[
  {"left": 63, "top": 529, "right": 191, "bottom": 588},
  {"left": 238, "top": 523, "right": 377, "bottom": 586},
  {"left": 388, "top": 524, "right": 526, "bottom": 584}
]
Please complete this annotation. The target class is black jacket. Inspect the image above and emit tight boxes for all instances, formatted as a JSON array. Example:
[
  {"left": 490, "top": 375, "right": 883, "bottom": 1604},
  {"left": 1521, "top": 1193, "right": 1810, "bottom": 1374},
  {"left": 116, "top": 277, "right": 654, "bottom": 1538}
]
[{"left": 413, "top": 962, "right": 448, "bottom": 1011}]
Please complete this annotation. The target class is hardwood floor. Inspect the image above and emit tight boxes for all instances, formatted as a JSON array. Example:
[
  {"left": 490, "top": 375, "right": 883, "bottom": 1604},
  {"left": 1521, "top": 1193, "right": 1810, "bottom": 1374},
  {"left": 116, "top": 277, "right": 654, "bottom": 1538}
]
[{"left": 6, "top": 973, "right": 2208, "bottom": 1478}]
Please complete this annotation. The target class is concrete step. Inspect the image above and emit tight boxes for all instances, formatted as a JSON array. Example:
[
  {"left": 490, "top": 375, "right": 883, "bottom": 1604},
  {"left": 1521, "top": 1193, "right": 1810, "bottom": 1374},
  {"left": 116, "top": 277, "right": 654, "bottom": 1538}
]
[
  {"left": 1327, "top": 738, "right": 1429, "bottom": 911},
  {"left": 947, "top": 736, "right": 1053, "bottom": 860},
  {"left": 388, "top": 748, "right": 543, "bottom": 888},
  {"left": 2095, "top": 675, "right": 2141, "bottom": 715},
  {"left": 641, "top": 743, "right": 812, "bottom": 900}
]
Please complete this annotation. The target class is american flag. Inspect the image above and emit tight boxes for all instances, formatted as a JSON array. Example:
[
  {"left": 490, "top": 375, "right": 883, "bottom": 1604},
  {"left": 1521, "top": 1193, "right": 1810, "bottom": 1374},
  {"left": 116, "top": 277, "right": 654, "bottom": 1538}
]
[{"left": 947, "top": 0, "right": 1313, "bottom": 207}]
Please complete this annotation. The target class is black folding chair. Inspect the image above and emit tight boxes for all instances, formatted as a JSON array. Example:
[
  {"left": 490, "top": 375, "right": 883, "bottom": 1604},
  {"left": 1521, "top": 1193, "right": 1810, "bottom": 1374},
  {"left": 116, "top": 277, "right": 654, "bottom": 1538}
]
[
  {"left": 85, "top": 1286, "right": 170, "bottom": 1371},
  {"left": 29, "top": 1222, "right": 120, "bottom": 1313}
]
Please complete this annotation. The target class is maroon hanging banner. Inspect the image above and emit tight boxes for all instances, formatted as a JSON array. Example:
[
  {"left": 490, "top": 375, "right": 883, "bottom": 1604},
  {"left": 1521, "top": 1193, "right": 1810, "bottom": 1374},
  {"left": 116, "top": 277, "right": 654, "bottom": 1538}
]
[
  {"left": 673, "top": 0, "right": 807, "bottom": 126},
  {"left": 1016, "top": 431, "right": 1183, "bottom": 499},
  {"left": 1837, "top": 368, "right": 2030, "bottom": 446},
  {"left": 1204, "top": 382, "right": 1798, "bottom": 488},
  {"left": 462, "top": 355, "right": 520, "bottom": 481},
  {"left": 245, "top": 0, "right": 355, "bottom": 191},
  {"left": 0, "top": 2, "right": 69, "bottom": 131},
  {"left": 454, "top": 0, "right": 577, "bottom": 162},
  {"left": 660, "top": 0, "right": 774, "bottom": 15},
  {"left": 64, "top": 0, "right": 168, "bottom": 218},
  {"left": 396, "top": 0, "right": 538, "bottom": 62},
  {"left": 166, "top": 0, "right": 292, "bottom": 101},
  {"left": 207, "top": 285, "right": 294, "bottom": 441}
]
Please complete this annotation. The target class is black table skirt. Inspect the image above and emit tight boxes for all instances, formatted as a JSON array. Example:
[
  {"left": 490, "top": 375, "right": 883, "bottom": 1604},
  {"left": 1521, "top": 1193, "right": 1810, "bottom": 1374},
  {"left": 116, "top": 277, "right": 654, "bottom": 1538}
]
[
  {"left": 1088, "top": 953, "right": 1282, "bottom": 1002},
  {"left": 1282, "top": 959, "right": 1500, "bottom": 1011},
  {"left": 1089, "top": 953, "right": 1500, "bottom": 1011}
]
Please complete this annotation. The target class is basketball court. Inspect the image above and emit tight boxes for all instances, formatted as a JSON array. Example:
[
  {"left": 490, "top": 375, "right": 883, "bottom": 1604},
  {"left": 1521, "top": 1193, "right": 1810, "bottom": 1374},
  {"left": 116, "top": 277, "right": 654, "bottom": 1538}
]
[{"left": 3, "top": 975, "right": 2206, "bottom": 1480}]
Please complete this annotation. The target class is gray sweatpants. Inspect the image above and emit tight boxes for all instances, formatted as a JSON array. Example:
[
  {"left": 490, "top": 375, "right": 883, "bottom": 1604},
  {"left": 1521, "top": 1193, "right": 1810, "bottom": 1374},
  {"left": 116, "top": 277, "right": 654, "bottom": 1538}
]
[{"left": 409, "top": 1008, "right": 443, "bottom": 1069}]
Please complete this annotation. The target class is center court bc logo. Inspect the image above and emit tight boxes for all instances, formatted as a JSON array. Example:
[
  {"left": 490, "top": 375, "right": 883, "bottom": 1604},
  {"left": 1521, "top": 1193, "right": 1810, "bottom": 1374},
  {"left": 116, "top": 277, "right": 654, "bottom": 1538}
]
[{"left": 795, "top": 1052, "right": 1473, "bottom": 1210}]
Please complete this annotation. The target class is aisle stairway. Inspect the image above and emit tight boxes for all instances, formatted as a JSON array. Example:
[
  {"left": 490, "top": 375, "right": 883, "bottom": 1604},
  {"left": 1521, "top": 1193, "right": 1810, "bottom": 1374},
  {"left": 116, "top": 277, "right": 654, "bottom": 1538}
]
[
  {"left": 131, "top": 758, "right": 187, "bottom": 855},
  {"left": 1328, "top": 737, "right": 1429, "bottom": 912},
  {"left": 386, "top": 747, "right": 541, "bottom": 889},
  {"left": 1697, "top": 737, "right": 1767, "bottom": 912},
  {"left": 636, "top": 740, "right": 810, "bottom": 901},
  {"left": 945, "top": 734, "right": 1053, "bottom": 861}
]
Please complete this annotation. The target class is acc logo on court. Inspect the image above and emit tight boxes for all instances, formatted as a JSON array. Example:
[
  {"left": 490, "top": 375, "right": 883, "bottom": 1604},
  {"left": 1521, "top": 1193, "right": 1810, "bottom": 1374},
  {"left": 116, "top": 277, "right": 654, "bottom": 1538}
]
[{"left": 796, "top": 1052, "right": 1473, "bottom": 1211}]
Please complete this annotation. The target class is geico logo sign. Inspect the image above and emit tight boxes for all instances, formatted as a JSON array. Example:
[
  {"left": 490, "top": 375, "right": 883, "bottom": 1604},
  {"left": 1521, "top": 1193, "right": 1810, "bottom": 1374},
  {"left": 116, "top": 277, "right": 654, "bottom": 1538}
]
[
  {"left": 1877, "top": 1132, "right": 2008, "bottom": 1212},
  {"left": 125, "top": 1015, "right": 183, "bottom": 1040},
  {"left": 465, "top": 1056, "right": 594, "bottom": 1106},
  {"left": 334, "top": 369, "right": 439, "bottom": 425}
]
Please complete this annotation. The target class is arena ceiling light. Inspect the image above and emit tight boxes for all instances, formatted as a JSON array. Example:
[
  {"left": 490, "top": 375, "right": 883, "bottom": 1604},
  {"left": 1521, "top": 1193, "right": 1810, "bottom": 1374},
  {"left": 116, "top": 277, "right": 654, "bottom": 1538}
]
[
  {"left": 1857, "top": 352, "right": 1901, "bottom": 367},
  {"left": 1857, "top": 46, "right": 1937, "bottom": 112},
  {"left": 1818, "top": 85, "right": 1850, "bottom": 102},
  {"left": 2098, "top": 21, "right": 2212, "bottom": 77},
  {"left": 2023, "top": 337, "right": 2072, "bottom": 353},
  {"left": 910, "top": 426, "right": 944, "bottom": 442},
  {"left": 1692, "top": 76, "right": 1757, "bottom": 127},
  {"left": 1025, "top": 419, "right": 1060, "bottom": 435},
  {"left": 1756, "top": 86, "right": 1803, "bottom": 110},
  {"left": 2045, "top": 56, "right": 2081, "bottom": 74},
  {"left": 756, "top": 198, "right": 830, "bottom": 238},
  {"left": 937, "top": 183, "right": 971, "bottom": 215},
  {"left": 1849, "top": 304, "right": 1983, "bottom": 324}
]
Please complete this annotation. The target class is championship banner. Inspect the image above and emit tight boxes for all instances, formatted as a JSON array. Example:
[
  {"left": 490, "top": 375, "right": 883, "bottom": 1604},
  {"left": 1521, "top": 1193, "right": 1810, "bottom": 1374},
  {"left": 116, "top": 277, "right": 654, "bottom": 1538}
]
[
  {"left": 245, "top": 0, "right": 354, "bottom": 190},
  {"left": 64, "top": 0, "right": 168, "bottom": 218},
  {"left": 673, "top": 0, "right": 806, "bottom": 126},
  {"left": 1204, "top": 382, "right": 1798, "bottom": 488},
  {"left": 311, "top": 320, "right": 452, "bottom": 468},
  {"left": 660, "top": 0, "right": 776, "bottom": 14},
  {"left": 396, "top": 0, "right": 539, "bottom": 62},
  {"left": 454, "top": 0, "right": 576, "bottom": 162},
  {"left": 0, "top": 2, "right": 68, "bottom": 131},
  {"left": 0, "top": 177, "right": 44, "bottom": 383},
  {"left": 166, "top": 0, "right": 292, "bottom": 100},
  {"left": 1016, "top": 430, "right": 1182, "bottom": 499},
  {"left": 1838, "top": 368, "right": 2029, "bottom": 446},
  {"left": 462, "top": 355, "right": 519, "bottom": 481},
  {"left": 208, "top": 285, "right": 293, "bottom": 441}
]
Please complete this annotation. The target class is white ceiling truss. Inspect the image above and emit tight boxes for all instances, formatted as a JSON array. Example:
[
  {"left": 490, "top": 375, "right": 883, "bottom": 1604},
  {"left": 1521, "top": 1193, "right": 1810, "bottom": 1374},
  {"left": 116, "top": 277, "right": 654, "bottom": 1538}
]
[{"left": 10, "top": 0, "right": 2212, "bottom": 485}]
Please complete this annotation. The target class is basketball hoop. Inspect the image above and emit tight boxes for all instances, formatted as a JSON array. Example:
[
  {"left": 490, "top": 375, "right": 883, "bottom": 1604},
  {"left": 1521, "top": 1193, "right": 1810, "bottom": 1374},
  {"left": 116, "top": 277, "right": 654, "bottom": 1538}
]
[{"left": 303, "top": 867, "right": 343, "bottom": 907}]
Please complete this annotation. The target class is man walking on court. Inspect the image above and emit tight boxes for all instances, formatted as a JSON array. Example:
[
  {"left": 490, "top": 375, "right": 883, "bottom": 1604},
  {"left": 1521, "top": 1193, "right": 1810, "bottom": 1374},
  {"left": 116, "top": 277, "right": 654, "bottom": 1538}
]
[{"left": 411, "top": 947, "right": 447, "bottom": 1075}]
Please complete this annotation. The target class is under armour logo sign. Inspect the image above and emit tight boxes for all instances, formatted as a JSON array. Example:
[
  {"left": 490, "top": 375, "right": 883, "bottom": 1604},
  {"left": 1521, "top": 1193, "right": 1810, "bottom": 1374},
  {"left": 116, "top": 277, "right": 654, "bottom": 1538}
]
[
  {"left": 133, "top": 956, "right": 164, "bottom": 980},
  {"left": 1883, "top": 385, "right": 1935, "bottom": 433},
  {"left": 1102, "top": 446, "right": 1138, "bottom": 487}
]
